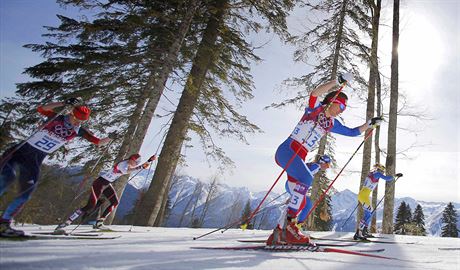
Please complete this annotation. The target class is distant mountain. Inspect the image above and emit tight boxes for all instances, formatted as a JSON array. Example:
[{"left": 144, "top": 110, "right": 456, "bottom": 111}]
[{"left": 116, "top": 175, "right": 460, "bottom": 236}]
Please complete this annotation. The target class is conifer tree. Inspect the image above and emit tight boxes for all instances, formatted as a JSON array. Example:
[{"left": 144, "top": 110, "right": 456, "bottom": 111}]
[
  {"left": 133, "top": 0, "right": 297, "bottom": 226},
  {"left": 241, "top": 200, "right": 253, "bottom": 229},
  {"left": 394, "top": 201, "right": 411, "bottom": 235},
  {"left": 441, "top": 202, "right": 459, "bottom": 238},
  {"left": 412, "top": 204, "right": 426, "bottom": 236}
]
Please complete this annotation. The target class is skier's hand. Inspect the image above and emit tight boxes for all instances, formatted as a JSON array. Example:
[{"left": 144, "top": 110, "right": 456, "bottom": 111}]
[
  {"left": 142, "top": 163, "right": 150, "bottom": 169},
  {"left": 337, "top": 72, "right": 353, "bottom": 85},
  {"left": 395, "top": 173, "right": 403, "bottom": 178},
  {"left": 148, "top": 155, "right": 156, "bottom": 162},
  {"left": 99, "top": 137, "right": 111, "bottom": 146},
  {"left": 65, "top": 97, "right": 81, "bottom": 106},
  {"left": 367, "top": 116, "right": 384, "bottom": 128}
]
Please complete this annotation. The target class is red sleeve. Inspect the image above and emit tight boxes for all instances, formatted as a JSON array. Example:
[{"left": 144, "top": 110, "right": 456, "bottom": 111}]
[
  {"left": 37, "top": 106, "right": 57, "bottom": 118},
  {"left": 308, "top": 95, "right": 318, "bottom": 109},
  {"left": 78, "top": 128, "right": 101, "bottom": 145}
]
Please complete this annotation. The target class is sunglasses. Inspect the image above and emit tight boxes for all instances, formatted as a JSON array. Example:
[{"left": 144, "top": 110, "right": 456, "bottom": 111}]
[{"left": 332, "top": 100, "right": 346, "bottom": 111}]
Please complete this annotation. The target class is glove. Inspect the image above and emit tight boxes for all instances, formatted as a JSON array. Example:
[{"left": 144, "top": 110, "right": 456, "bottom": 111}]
[
  {"left": 142, "top": 163, "right": 150, "bottom": 169},
  {"left": 395, "top": 173, "right": 403, "bottom": 178},
  {"left": 65, "top": 97, "right": 80, "bottom": 106},
  {"left": 148, "top": 155, "right": 156, "bottom": 162},
  {"left": 337, "top": 72, "right": 353, "bottom": 85},
  {"left": 367, "top": 116, "right": 384, "bottom": 128}
]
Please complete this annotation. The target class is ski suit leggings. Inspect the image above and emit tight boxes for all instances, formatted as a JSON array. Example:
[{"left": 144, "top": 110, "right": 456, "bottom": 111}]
[
  {"left": 358, "top": 188, "right": 373, "bottom": 229},
  {"left": 0, "top": 143, "right": 47, "bottom": 221},
  {"left": 81, "top": 177, "right": 119, "bottom": 219},
  {"left": 275, "top": 138, "right": 314, "bottom": 218}
]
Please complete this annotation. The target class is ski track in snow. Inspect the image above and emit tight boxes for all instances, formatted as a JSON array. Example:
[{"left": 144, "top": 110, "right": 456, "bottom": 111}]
[{"left": 0, "top": 225, "right": 459, "bottom": 270}]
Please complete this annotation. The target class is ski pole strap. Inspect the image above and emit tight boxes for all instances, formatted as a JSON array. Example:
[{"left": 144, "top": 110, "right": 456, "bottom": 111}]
[{"left": 302, "top": 128, "right": 374, "bottom": 225}]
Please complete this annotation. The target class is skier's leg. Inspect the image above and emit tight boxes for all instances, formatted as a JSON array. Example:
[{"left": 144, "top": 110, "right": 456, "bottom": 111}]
[
  {"left": 0, "top": 160, "right": 17, "bottom": 197},
  {"left": 100, "top": 184, "right": 119, "bottom": 219},
  {"left": 80, "top": 177, "right": 105, "bottom": 214}
]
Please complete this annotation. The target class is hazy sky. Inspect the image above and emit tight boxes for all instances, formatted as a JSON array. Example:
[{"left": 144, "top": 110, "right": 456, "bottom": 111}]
[{"left": 1, "top": 0, "right": 459, "bottom": 203}]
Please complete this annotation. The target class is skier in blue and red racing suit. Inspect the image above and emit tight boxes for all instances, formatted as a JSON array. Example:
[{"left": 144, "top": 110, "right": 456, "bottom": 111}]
[
  {"left": 266, "top": 73, "right": 383, "bottom": 246},
  {"left": 0, "top": 99, "right": 111, "bottom": 237}
]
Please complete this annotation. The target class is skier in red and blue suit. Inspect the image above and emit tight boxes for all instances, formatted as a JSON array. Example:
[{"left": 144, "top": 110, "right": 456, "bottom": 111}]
[
  {"left": 267, "top": 73, "right": 383, "bottom": 246},
  {"left": 0, "top": 99, "right": 111, "bottom": 237}
]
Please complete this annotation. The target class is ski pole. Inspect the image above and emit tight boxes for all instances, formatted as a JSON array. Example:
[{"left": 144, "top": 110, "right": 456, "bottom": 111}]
[
  {"left": 340, "top": 203, "right": 359, "bottom": 230},
  {"left": 222, "top": 192, "right": 288, "bottom": 233},
  {"left": 301, "top": 128, "right": 375, "bottom": 226},
  {"left": 193, "top": 194, "right": 287, "bottom": 240},
  {"left": 0, "top": 105, "right": 71, "bottom": 169},
  {"left": 241, "top": 82, "right": 348, "bottom": 228}
]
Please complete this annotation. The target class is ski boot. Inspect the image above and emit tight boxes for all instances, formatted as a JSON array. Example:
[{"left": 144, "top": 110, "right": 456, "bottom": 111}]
[
  {"left": 93, "top": 219, "right": 110, "bottom": 230},
  {"left": 54, "top": 221, "right": 71, "bottom": 235},
  {"left": 266, "top": 225, "right": 284, "bottom": 246},
  {"left": 0, "top": 221, "right": 25, "bottom": 237},
  {"left": 353, "top": 228, "right": 368, "bottom": 241},
  {"left": 284, "top": 220, "right": 312, "bottom": 245},
  {"left": 362, "top": 226, "right": 375, "bottom": 238}
]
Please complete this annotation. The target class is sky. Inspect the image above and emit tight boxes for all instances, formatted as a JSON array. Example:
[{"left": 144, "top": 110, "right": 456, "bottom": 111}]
[{"left": 0, "top": 0, "right": 459, "bottom": 203}]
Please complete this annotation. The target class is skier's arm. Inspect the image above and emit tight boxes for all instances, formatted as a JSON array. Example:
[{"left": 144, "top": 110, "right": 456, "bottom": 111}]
[
  {"left": 375, "top": 171, "right": 394, "bottom": 181},
  {"left": 331, "top": 119, "right": 362, "bottom": 137},
  {"left": 37, "top": 102, "right": 65, "bottom": 117},
  {"left": 78, "top": 128, "right": 111, "bottom": 145},
  {"left": 310, "top": 80, "right": 337, "bottom": 98}
]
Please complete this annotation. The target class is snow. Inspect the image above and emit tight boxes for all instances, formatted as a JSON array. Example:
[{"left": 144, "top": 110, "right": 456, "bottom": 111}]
[{"left": 1, "top": 225, "right": 459, "bottom": 270}]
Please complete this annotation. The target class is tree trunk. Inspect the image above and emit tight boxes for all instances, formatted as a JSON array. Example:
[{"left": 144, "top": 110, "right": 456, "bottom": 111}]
[
  {"left": 133, "top": 0, "right": 228, "bottom": 226},
  {"left": 307, "top": 0, "right": 347, "bottom": 231},
  {"left": 371, "top": 57, "right": 383, "bottom": 232},
  {"left": 105, "top": 0, "right": 200, "bottom": 224},
  {"left": 357, "top": 0, "right": 381, "bottom": 230},
  {"left": 382, "top": 0, "right": 399, "bottom": 234}
]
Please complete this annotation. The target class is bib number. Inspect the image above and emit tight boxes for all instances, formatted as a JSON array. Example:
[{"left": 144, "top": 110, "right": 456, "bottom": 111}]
[{"left": 34, "top": 138, "right": 57, "bottom": 152}]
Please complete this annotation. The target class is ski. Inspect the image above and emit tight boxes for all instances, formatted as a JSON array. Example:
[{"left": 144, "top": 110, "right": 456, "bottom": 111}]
[
  {"left": 0, "top": 233, "right": 121, "bottom": 240},
  {"left": 237, "top": 239, "right": 358, "bottom": 247},
  {"left": 32, "top": 231, "right": 102, "bottom": 237},
  {"left": 310, "top": 236, "right": 416, "bottom": 245},
  {"left": 192, "top": 245, "right": 388, "bottom": 257}
]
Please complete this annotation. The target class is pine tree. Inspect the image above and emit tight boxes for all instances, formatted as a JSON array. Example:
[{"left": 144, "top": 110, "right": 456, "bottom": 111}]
[
  {"left": 411, "top": 204, "right": 426, "bottom": 236},
  {"left": 441, "top": 202, "right": 459, "bottom": 238},
  {"left": 241, "top": 200, "right": 253, "bottom": 229},
  {"left": 394, "top": 201, "right": 409, "bottom": 234},
  {"left": 133, "top": 0, "right": 296, "bottom": 226}
]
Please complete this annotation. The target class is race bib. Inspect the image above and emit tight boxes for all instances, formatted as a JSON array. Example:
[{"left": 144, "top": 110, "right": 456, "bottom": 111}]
[
  {"left": 27, "top": 130, "right": 66, "bottom": 153},
  {"left": 288, "top": 183, "right": 308, "bottom": 210},
  {"left": 290, "top": 120, "right": 326, "bottom": 151},
  {"left": 363, "top": 176, "right": 378, "bottom": 190}
]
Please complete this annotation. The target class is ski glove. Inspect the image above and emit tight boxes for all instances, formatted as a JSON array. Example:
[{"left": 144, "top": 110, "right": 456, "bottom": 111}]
[
  {"left": 395, "top": 173, "right": 403, "bottom": 178},
  {"left": 142, "top": 163, "right": 150, "bottom": 169},
  {"left": 65, "top": 97, "right": 80, "bottom": 106},
  {"left": 337, "top": 72, "right": 353, "bottom": 85},
  {"left": 148, "top": 155, "right": 156, "bottom": 162},
  {"left": 367, "top": 116, "right": 384, "bottom": 128}
]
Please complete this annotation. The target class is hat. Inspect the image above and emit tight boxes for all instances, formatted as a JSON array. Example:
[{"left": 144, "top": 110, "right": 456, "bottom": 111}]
[{"left": 72, "top": 106, "right": 91, "bottom": 121}]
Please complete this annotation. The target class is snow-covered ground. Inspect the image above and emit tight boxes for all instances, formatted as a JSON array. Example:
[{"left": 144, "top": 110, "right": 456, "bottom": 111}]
[{"left": 1, "top": 225, "right": 459, "bottom": 270}]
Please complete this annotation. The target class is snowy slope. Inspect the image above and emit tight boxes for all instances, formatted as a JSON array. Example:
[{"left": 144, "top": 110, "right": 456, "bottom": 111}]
[{"left": 1, "top": 225, "right": 459, "bottom": 270}]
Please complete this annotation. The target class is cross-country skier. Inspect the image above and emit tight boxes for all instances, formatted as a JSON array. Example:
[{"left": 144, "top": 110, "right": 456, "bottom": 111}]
[
  {"left": 354, "top": 163, "right": 403, "bottom": 240},
  {"left": 0, "top": 99, "right": 111, "bottom": 237},
  {"left": 55, "top": 153, "right": 156, "bottom": 231},
  {"left": 266, "top": 73, "right": 383, "bottom": 246},
  {"left": 270, "top": 154, "right": 332, "bottom": 241}
]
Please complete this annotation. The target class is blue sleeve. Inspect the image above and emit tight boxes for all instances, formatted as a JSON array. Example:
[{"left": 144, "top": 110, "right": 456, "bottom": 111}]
[
  {"left": 331, "top": 119, "right": 361, "bottom": 137},
  {"left": 374, "top": 171, "right": 394, "bottom": 181}
]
